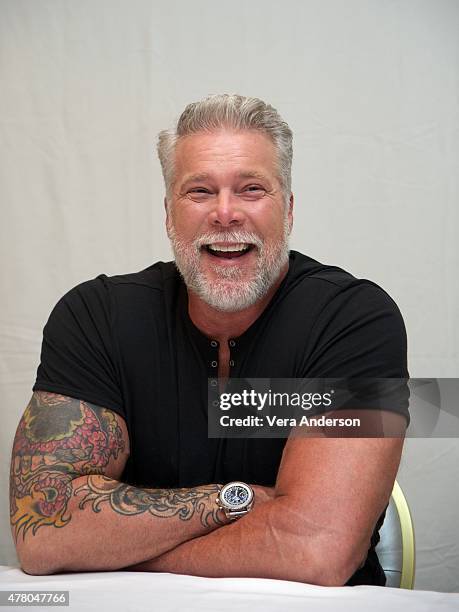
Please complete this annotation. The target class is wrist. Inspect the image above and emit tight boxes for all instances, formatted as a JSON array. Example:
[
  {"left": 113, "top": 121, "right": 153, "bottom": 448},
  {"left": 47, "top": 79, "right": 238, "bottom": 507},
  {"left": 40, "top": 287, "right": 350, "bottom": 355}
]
[{"left": 210, "top": 489, "right": 232, "bottom": 525}]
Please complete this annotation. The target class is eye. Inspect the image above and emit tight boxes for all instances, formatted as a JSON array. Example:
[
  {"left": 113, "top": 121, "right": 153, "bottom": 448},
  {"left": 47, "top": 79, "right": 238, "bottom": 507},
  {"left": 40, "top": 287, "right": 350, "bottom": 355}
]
[
  {"left": 187, "top": 187, "right": 213, "bottom": 201},
  {"left": 240, "top": 185, "right": 266, "bottom": 198}
]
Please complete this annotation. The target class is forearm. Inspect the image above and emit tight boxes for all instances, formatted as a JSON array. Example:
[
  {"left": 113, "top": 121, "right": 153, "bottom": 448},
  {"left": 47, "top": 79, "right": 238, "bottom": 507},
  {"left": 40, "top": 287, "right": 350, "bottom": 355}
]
[
  {"left": 13, "top": 475, "right": 227, "bottom": 575},
  {"left": 128, "top": 435, "right": 404, "bottom": 586},
  {"left": 128, "top": 495, "right": 330, "bottom": 584}
]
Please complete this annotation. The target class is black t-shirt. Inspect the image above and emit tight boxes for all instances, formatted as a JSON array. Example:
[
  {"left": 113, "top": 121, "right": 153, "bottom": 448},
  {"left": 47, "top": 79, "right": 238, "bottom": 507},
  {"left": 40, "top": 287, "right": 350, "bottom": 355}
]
[{"left": 33, "top": 250, "right": 409, "bottom": 586}]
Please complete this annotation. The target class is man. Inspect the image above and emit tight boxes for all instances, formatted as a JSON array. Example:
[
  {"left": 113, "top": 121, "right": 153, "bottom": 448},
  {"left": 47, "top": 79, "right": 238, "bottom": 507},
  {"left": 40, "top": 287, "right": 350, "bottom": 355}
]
[{"left": 10, "top": 94, "right": 409, "bottom": 585}]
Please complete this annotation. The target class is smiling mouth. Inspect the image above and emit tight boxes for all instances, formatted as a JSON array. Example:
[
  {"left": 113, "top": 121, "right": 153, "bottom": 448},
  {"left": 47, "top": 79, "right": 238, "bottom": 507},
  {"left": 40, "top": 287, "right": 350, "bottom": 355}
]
[{"left": 203, "top": 243, "right": 255, "bottom": 259}]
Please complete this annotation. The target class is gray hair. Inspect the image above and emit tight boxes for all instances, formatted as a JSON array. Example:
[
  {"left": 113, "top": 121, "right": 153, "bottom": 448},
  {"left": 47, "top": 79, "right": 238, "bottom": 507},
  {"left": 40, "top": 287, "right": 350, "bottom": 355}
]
[{"left": 157, "top": 94, "right": 293, "bottom": 204}]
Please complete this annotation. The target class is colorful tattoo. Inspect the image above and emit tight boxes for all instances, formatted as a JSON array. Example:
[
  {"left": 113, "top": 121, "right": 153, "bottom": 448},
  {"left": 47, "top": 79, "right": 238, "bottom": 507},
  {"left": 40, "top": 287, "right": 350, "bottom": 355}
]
[
  {"left": 10, "top": 392, "right": 125, "bottom": 540},
  {"left": 10, "top": 392, "right": 224, "bottom": 542}
]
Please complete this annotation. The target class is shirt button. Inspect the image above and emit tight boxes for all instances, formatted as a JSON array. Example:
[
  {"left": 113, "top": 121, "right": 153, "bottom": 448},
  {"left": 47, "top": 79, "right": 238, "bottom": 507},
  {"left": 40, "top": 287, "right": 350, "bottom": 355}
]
[
  {"left": 210, "top": 379, "right": 218, "bottom": 386},
  {"left": 229, "top": 360, "right": 235, "bottom": 367},
  {"left": 229, "top": 340, "right": 236, "bottom": 347},
  {"left": 211, "top": 340, "right": 218, "bottom": 347},
  {"left": 212, "top": 400, "right": 219, "bottom": 407},
  {"left": 211, "top": 361, "right": 218, "bottom": 367}
]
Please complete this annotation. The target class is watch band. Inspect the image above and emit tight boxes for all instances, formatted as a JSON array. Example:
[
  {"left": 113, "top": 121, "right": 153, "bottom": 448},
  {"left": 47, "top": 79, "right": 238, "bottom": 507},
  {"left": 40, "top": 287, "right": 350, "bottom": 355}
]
[{"left": 224, "top": 508, "right": 251, "bottom": 519}]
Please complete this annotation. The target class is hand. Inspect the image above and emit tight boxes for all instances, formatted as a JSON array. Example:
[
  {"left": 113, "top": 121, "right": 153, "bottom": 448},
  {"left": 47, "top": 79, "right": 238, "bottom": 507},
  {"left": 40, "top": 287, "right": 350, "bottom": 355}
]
[{"left": 251, "top": 484, "right": 276, "bottom": 507}]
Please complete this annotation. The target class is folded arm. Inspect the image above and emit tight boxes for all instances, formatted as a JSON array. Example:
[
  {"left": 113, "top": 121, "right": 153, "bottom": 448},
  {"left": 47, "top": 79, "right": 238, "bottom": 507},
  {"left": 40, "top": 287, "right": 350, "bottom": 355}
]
[
  {"left": 128, "top": 411, "right": 406, "bottom": 586},
  {"left": 10, "top": 391, "right": 232, "bottom": 575}
]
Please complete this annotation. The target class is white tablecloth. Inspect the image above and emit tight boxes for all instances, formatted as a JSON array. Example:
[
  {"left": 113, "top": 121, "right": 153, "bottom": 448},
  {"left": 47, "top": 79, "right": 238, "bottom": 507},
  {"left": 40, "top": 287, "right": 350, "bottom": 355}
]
[{"left": 1, "top": 566, "right": 458, "bottom": 611}]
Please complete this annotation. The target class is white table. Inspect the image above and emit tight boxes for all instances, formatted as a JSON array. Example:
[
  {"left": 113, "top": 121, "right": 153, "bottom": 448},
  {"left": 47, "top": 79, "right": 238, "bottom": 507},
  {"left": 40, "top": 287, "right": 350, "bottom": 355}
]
[{"left": 1, "top": 566, "right": 458, "bottom": 612}]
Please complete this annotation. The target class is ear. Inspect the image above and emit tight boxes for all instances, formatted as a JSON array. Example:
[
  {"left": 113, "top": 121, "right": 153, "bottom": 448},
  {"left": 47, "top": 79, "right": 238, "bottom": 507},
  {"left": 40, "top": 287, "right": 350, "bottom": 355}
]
[
  {"left": 287, "top": 193, "right": 294, "bottom": 235},
  {"left": 164, "top": 197, "right": 172, "bottom": 238}
]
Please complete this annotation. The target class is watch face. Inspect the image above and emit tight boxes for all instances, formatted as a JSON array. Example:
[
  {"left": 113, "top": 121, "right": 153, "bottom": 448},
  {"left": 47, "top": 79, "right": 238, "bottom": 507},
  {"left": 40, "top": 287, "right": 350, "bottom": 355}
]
[{"left": 220, "top": 482, "right": 253, "bottom": 510}]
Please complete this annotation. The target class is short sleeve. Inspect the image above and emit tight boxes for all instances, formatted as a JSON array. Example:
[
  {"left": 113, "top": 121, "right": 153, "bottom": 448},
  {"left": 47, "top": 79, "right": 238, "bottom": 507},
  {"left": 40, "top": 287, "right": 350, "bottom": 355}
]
[
  {"left": 305, "top": 281, "right": 410, "bottom": 424},
  {"left": 33, "top": 277, "right": 125, "bottom": 418}
]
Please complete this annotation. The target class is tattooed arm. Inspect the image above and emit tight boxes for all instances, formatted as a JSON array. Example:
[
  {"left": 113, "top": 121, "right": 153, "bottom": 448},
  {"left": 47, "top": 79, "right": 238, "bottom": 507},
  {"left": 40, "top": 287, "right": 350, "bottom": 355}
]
[{"left": 9, "top": 391, "right": 232, "bottom": 575}]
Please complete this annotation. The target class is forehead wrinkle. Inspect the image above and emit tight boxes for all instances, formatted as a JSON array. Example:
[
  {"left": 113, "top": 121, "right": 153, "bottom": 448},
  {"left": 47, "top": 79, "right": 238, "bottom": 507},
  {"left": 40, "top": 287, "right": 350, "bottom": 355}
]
[{"left": 173, "top": 130, "right": 281, "bottom": 190}]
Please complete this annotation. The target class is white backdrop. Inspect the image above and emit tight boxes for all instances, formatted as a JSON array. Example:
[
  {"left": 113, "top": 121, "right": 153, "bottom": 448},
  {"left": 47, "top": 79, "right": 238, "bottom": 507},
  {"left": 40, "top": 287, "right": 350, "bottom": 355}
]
[{"left": 1, "top": 0, "right": 458, "bottom": 592}]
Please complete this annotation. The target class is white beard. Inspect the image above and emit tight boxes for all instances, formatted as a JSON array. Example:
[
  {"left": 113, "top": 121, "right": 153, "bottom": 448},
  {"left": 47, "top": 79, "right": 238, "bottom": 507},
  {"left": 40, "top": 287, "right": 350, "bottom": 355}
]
[{"left": 168, "top": 219, "right": 290, "bottom": 312}]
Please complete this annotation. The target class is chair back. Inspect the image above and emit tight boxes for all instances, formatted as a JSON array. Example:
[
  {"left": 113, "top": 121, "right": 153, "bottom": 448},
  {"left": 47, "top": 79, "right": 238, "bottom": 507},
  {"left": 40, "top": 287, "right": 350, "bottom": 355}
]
[{"left": 375, "top": 480, "right": 415, "bottom": 588}]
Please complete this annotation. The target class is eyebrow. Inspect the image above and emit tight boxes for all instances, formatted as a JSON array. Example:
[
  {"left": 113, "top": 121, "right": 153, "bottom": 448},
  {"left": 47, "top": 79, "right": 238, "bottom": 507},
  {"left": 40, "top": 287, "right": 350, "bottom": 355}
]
[
  {"left": 180, "top": 171, "right": 271, "bottom": 188},
  {"left": 179, "top": 173, "right": 211, "bottom": 188},
  {"left": 237, "top": 171, "right": 271, "bottom": 182}
]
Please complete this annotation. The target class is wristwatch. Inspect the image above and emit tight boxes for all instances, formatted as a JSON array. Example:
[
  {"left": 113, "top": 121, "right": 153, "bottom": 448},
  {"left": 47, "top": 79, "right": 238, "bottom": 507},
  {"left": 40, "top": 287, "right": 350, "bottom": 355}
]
[{"left": 216, "top": 481, "right": 254, "bottom": 520}]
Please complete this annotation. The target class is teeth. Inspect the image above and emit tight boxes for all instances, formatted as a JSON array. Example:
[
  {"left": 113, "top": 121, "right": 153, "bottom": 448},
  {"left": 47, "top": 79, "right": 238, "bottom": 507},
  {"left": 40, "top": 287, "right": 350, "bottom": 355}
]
[{"left": 207, "top": 243, "right": 250, "bottom": 252}]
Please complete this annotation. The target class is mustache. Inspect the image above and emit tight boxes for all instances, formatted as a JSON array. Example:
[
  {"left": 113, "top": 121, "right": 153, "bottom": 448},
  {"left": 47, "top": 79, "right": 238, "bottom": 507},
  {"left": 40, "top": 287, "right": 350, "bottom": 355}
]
[{"left": 193, "top": 231, "right": 263, "bottom": 250}]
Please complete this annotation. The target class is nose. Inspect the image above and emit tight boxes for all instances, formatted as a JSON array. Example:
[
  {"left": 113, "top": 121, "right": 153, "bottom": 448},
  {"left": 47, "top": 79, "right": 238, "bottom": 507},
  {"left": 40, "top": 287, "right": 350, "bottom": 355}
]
[{"left": 208, "top": 190, "right": 244, "bottom": 227}]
